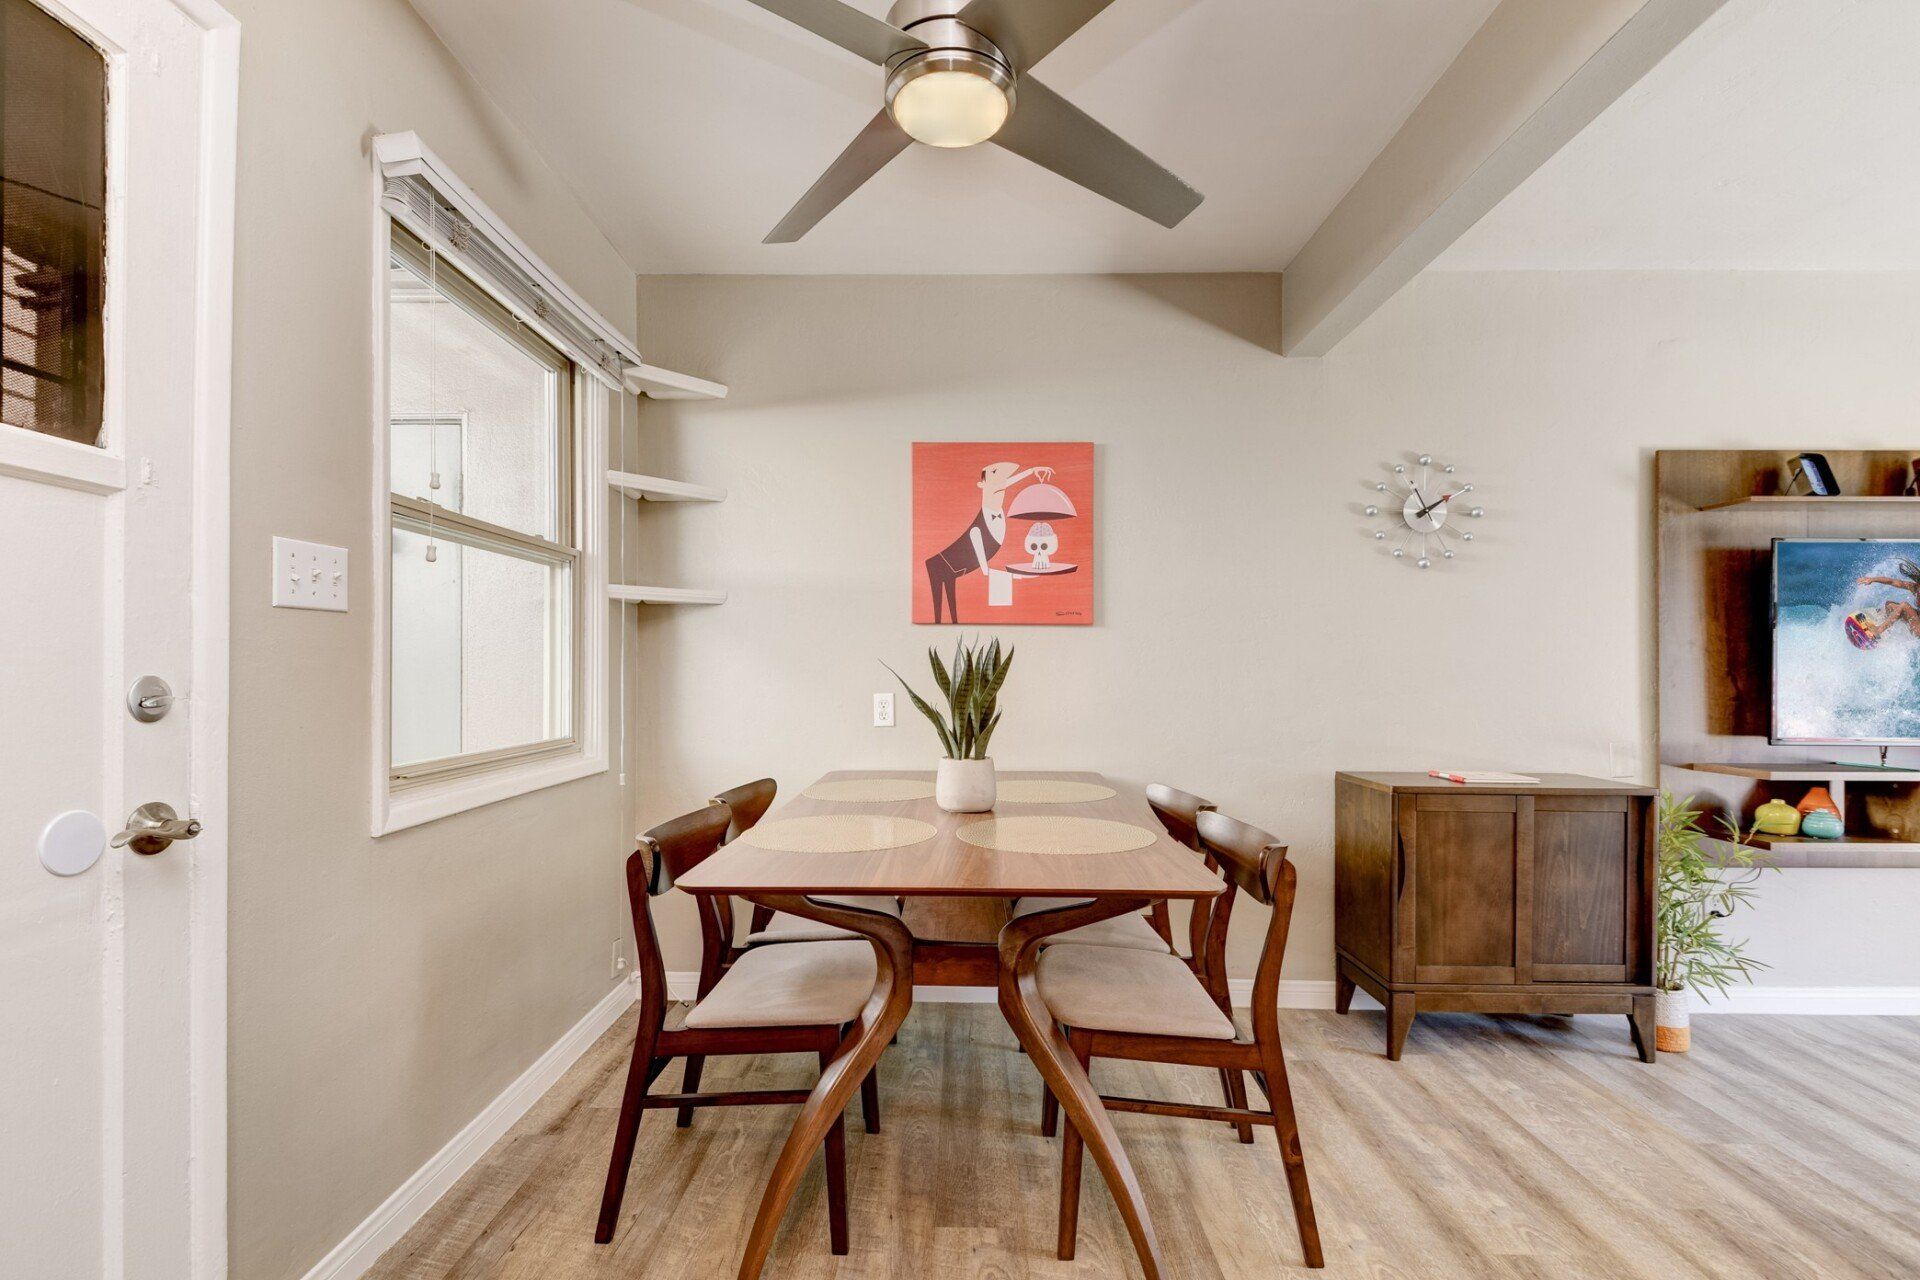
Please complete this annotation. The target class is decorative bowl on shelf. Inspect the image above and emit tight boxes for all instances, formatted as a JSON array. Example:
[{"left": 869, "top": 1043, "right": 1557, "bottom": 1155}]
[
  {"left": 1753, "top": 799, "right": 1801, "bottom": 836},
  {"left": 1796, "top": 786, "right": 1840, "bottom": 818},
  {"left": 1798, "top": 809, "right": 1845, "bottom": 840}
]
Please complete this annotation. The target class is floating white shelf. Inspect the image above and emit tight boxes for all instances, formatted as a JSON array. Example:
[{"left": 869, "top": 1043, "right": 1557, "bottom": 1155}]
[
  {"left": 608, "top": 585, "right": 725, "bottom": 606},
  {"left": 624, "top": 362, "right": 728, "bottom": 401},
  {"left": 1674, "top": 762, "right": 1920, "bottom": 783},
  {"left": 607, "top": 470, "right": 725, "bottom": 504}
]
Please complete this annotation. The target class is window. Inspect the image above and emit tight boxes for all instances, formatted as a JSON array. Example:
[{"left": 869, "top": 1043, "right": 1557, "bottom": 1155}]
[
  {"left": 386, "top": 225, "right": 579, "bottom": 785},
  {"left": 1, "top": 0, "right": 107, "bottom": 445}
]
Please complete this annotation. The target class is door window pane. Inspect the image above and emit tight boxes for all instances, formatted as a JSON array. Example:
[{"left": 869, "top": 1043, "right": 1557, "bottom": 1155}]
[{"left": 1, "top": 0, "right": 107, "bottom": 445}]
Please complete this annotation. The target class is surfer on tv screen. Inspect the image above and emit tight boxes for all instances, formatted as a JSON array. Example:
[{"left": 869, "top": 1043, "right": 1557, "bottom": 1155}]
[{"left": 1847, "top": 558, "right": 1920, "bottom": 648}]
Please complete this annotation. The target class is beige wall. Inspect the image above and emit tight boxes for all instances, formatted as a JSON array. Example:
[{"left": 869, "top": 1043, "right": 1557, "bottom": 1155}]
[
  {"left": 627, "top": 269, "right": 1920, "bottom": 989},
  {"left": 222, "top": 2, "right": 639, "bottom": 1277}
]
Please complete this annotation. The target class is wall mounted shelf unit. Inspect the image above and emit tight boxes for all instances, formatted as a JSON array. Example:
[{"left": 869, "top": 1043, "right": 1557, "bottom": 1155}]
[
  {"left": 623, "top": 363, "right": 728, "bottom": 401},
  {"left": 608, "top": 585, "right": 725, "bottom": 606},
  {"left": 607, "top": 470, "right": 725, "bottom": 504},
  {"left": 1656, "top": 450, "right": 1920, "bottom": 869}
]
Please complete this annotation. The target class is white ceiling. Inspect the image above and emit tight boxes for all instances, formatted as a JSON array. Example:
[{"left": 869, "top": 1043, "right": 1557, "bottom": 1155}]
[
  {"left": 1438, "top": 0, "right": 1920, "bottom": 271},
  {"left": 406, "top": 0, "right": 1497, "bottom": 274}
]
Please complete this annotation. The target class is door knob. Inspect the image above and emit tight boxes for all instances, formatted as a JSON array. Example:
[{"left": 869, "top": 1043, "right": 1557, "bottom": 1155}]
[{"left": 111, "top": 802, "right": 202, "bottom": 856}]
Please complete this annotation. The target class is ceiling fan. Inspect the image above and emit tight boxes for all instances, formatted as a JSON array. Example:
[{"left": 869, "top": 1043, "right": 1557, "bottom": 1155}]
[{"left": 744, "top": 0, "right": 1204, "bottom": 242}]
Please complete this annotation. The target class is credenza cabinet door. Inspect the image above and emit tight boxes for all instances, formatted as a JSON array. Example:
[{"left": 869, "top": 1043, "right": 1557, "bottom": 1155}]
[
  {"left": 1398, "top": 794, "right": 1525, "bottom": 985},
  {"left": 1529, "top": 796, "right": 1639, "bottom": 983}
]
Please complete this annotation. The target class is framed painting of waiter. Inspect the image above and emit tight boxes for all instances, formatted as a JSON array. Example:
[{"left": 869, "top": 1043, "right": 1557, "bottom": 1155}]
[{"left": 912, "top": 442, "right": 1094, "bottom": 626}]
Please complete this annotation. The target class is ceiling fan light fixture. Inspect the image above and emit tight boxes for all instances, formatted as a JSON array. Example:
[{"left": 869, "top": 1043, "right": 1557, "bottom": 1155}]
[{"left": 883, "top": 16, "right": 1015, "bottom": 150}]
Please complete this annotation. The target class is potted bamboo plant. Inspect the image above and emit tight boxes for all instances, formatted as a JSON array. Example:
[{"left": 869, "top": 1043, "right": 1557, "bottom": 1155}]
[
  {"left": 1654, "top": 792, "right": 1775, "bottom": 1052},
  {"left": 886, "top": 638, "right": 1012, "bottom": 813}
]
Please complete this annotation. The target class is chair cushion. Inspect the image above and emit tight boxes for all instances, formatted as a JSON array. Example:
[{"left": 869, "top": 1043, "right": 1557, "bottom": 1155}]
[
  {"left": 1012, "top": 896, "right": 1171, "bottom": 953},
  {"left": 1036, "top": 944, "right": 1238, "bottom": 1040},
  {"left": 742, "top": 895, "right": 903, "bottom": 945},
  {"left": 683, "top": 940, "right": 876, "bottom": 1029}
]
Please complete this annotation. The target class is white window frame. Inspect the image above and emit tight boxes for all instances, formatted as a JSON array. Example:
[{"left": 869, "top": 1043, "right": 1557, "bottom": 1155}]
[{"left": 370, "top": 215, "right": 608, "bottom": 837}]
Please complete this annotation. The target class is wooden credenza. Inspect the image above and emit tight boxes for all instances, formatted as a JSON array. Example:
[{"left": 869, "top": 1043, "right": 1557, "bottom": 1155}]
[{"left": 1334, "top": 773, "right": 1658, "bottom": 1062}]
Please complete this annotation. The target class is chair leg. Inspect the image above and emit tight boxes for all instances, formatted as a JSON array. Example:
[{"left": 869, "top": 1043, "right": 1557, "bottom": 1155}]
[
  {"left": 1148, "top": 900, "right": 1174, "bottom": 948},
  {"left": 748, "top": 903, "right": 774, "bottom": 936},
  {"left": 861, "top": 1064, "right": 882, "bottom": 1134},
  {"left": 676, "top": 1055, "right": 705, "bottom": 1128},
  {"left": 821, "top": 1051, "right": 850, "bottom": 1256},
  {"left": 1041, "top": 1084, "right": 1059, "bottom": 1137},
  {"left": 1055, "top": 1028, "right": 1094, "bottom": 1260},
  {"left": 1255, "top": 1039, "right": 1324, "bottom": 1269},
  {"left": 595, "top": 1026, "right": 663, "bottom": 1243},
  {"left": 1223, "top": 1069, "right": 1255, "bottom": 1144}
]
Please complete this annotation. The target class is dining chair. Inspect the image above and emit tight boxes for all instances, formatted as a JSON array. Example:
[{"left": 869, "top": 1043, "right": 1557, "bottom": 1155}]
[
  {"left": 1034, "top": 807, "right": 1324, "bottom": 1269},
  {"left": 595, "top": 802, "right": 886, "bottom": 1255},
  {"left": 1041, "top": 783, "right": 1255, "bottom": 1141},
  {"left": 679, "top": 781, "right": 886, "bottom": 1133},
  {"left": 721, "top": 778, "right": 902, "bottom": 956}
]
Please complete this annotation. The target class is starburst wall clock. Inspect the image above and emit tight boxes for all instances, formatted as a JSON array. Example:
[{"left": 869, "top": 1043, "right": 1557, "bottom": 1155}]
[{"left": 1363, "top": 455, "right": 1484, "bottom": 568}]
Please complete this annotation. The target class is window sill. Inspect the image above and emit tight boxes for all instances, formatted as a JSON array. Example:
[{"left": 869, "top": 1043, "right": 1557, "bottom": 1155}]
[{"left": 374, "top": 749, "right": 607, "bottom": 836}]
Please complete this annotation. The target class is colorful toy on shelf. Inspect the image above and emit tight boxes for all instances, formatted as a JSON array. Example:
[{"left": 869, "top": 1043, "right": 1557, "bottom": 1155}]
[
  {"left": 1753, "top": 799, "right": 1802, "bottom": 836},
  {"left": 1796, "top": 786, "right": 1841, "bottom": 818},
  {"left": 1799, "top": 809, "right": 1846, "bottom": 840}
]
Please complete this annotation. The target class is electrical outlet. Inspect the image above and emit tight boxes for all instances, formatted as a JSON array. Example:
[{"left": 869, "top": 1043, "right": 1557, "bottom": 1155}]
[
  {"left": 610, "top": 940, "right": 629, "bottom": 981},
  {"left": 873, "top": 692, "right": 895, "bottom": 727},
  {"left": 272, "top": 537, "right": 348, "bottom": 611}
]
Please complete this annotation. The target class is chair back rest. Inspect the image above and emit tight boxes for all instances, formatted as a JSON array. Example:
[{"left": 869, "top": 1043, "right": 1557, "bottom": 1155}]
[
  {"left": 1195, "top": 808, "right": 1298, "bottom": 1023},
  {"left": 1145, "top": 782, "right": 1215, "bottom": 850},
  {"left": 626, "top": 802, "right": 735, "bottom": 1001},
  {"left": 637, "top": 802, "right": 734, "bottom": 894},
  {"left": 711, "top": 778, "right": 777, "bottom": 843},
  {"left": 1196, "top": 809, "right": 1287, "bottom": 906}
]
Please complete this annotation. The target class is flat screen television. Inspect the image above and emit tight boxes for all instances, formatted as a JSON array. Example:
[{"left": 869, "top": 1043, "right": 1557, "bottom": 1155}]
[{"left": 1771, "top": 538, "right": 1920, "bottom": 745}]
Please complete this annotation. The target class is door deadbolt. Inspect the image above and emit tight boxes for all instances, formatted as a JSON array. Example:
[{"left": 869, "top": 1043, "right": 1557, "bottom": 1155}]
[{"left": 128, "top": 675, "right": 175, "bottom": 723}]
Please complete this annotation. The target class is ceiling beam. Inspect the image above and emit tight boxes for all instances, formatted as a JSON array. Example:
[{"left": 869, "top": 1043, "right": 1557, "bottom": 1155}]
[{"left": 1279, "top": 0, "right": 1730, "bottom": 357}]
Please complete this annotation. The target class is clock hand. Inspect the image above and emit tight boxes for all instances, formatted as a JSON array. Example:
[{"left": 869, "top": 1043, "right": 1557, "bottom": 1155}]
[{"left": 1416, "top": 491, "right": 1457, "bottom": 519}]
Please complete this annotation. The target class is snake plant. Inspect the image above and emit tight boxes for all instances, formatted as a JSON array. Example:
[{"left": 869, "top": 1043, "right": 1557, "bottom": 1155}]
[{"left": 884, "top": 637, "right": 1013, "bottom": 760}]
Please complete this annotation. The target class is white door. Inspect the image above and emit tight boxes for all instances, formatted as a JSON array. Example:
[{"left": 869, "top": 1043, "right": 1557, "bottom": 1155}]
[{"left": 0, "top": 0, "right": 235, "bottom": 1276}]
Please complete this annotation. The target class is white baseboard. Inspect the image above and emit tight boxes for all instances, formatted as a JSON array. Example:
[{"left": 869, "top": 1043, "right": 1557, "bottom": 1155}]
[
  {"left": 300, "top": 977, "right": 637, "bottom": 1280},
  {"left": 1687, "top": 986, "right": 1920, "bottom": 1016}
]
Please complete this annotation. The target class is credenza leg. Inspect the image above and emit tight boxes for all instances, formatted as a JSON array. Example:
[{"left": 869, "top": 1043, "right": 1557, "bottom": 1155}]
[
  {"left": 1333, "top": 969, "right": 1356, "bottom": 1015},
  {"left": 1629, "top": 995, "right": 1657, "bottom": 1064},
  {"left": 1386, "top": 993, "right": 1415, "bottom": 1061}
]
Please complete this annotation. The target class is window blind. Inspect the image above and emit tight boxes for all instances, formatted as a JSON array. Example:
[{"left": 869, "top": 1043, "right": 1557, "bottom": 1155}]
[{"left": 373, "top": 132, "right": 638, "bottom": 389}]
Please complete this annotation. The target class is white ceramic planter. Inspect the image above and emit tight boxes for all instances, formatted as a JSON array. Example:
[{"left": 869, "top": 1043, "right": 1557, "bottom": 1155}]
[
  {"left": 936, "top": 757, "right": 996, "bottom": 813},
  {"left": 1655, "top": 988, "right": 1690, "bottom": 1054}
]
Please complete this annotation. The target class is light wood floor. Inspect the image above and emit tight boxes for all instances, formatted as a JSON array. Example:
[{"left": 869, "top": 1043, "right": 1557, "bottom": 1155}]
[{"left": 366, "top": 1004, "right": 1920, "bottom": 1279}]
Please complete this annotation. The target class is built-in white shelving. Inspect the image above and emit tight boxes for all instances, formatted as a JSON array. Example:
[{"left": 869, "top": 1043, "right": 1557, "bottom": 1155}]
[
  {"left": 607, "top": 584, "right": 726, "bottom": 606},
  {"left": 623, "top": 363, "right": 728, "bottom": 401},
  {"left": 606, "top": 470, "right": 725, "bottom": 504}
]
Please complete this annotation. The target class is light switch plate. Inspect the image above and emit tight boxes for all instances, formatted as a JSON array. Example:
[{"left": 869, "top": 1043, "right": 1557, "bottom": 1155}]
[{"left": 272, "top": 537, "right": 348, "bottom": 611}]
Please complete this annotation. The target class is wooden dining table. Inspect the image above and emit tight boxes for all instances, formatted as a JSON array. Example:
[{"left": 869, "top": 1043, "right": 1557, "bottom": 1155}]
[{"left": 674, "top": 769, "right": 1224, "bottom": 1280}]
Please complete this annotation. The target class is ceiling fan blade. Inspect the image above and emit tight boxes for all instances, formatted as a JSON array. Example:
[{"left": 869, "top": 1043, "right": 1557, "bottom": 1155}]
[
  {"left": 739, "top": 0, "right": 924, "bottom": 66},
  {"left": 765, "top": 111, "right": 913, "bottom": 243},
  {"left": 990, "top": 77, "right": 1202, "bottom": 228},
  {"left": 957, "top": 0, "right": 1115, "bottom": 70}
]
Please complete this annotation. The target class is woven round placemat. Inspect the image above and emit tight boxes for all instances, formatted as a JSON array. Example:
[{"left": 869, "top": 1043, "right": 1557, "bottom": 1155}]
[
  {"left": 739, "top": 814, "right": 936, "bottom": 854},
  {"left": 993, "top": 779, "right": 1118, "bottom": 805},
  {"left": 956, "top": 816, "right": 1156, "bottom": 856},
  {"left": 802, "top": 777, "right": 937, "bottom": 803}
]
